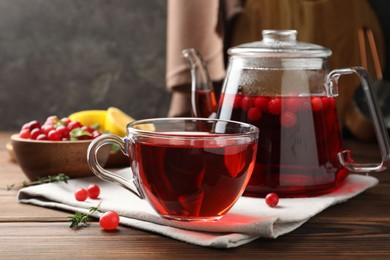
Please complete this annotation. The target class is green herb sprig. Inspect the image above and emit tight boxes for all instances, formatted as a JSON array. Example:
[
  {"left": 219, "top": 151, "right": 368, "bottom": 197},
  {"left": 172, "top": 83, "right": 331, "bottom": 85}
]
[
  {"left": 69, "top": 203, "right": 102, "bottom": 229},
  {"left": 3, "top": 173, "right": 69, "bottom": 191}
]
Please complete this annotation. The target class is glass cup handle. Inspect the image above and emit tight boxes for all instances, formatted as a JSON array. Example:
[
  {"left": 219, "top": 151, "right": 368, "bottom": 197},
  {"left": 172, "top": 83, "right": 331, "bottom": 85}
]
[
  {"left": 326, "top": 67, "right": 390, "bottom": 172},
  {"left": 87, "top": 134, "right": 143, "bottom": 199}
]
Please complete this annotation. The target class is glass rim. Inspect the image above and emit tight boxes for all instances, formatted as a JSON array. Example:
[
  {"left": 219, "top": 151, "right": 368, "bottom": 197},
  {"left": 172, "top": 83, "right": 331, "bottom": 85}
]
[{"left": 126, "top": 117, "right": 259, "bottom": 139}]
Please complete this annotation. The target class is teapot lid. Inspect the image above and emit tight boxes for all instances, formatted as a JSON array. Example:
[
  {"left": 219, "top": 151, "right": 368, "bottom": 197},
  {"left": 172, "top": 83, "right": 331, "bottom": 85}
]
[{"left": 228, "top": 30, "right": 332, "bottom": 58}]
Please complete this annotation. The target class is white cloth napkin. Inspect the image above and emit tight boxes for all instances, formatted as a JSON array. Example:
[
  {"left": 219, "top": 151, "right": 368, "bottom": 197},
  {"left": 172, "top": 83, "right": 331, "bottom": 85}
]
[{"left": 17, "top": 168, "right": 378, "bottom": 248}]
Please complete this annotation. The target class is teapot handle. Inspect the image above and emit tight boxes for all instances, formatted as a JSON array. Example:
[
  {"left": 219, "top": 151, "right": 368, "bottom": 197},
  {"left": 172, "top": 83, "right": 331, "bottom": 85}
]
[{"left": 326, "top": 67, "right": 390, "bottom": 172}]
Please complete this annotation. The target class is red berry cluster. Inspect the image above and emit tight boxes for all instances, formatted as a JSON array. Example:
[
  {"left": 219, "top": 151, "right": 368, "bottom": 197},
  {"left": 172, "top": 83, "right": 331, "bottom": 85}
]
[
  {"left": 74, "top": 183, "right": 101, "bottom": 201},
  {"left": 19, "top": 116, "right": 102, "bottom": 141},
  {"left": 74, "top": 184, "right": 119, "bottom": 230},
  {"left": 232, "top": 94, "right": 335, "bottom": 128}
]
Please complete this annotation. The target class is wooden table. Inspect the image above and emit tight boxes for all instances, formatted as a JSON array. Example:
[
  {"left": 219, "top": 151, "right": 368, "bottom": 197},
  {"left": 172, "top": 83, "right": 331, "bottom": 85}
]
[{"left": 0, "top": 132, "right": 389, "bottom": 259}]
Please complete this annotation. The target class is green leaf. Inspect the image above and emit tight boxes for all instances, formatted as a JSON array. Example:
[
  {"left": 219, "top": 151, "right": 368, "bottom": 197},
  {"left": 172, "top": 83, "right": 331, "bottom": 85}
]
[
  {"left": 111, "top": 144, "right": 121, "bottom": 152},
  {"left": 90, "top": 123, "right": 101, "bottom": 130},
  {"left": 70, "top": 128, "right": 92, "bottom": 140},
  {"left": 68, "top": 202, "right": 102, "bottom": 229},
  {"left": 68, "top": 212, "right": 90, "bottom": 229}
]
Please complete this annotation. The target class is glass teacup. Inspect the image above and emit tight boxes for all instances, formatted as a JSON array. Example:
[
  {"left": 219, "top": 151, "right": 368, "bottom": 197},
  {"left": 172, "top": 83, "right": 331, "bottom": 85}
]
[{"left": 87, "top": 118, "right": 259, "bottom": 221}]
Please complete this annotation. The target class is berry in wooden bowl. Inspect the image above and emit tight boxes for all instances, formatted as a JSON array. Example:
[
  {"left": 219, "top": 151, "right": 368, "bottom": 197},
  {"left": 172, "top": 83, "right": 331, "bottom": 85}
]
[{"left": 11, "top": 116, "right": 111, "bottom": 181}]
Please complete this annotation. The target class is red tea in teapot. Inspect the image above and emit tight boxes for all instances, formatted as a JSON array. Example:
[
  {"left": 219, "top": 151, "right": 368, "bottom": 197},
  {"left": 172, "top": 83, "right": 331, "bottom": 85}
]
[
  {"left": 184, "top": 30, "right": 390, "bottom": 199},
  {"left": 218, "top": 93, "right": 349, "bottom": 197},
  {"left": 130, "top": 136, "right": 257, "bottom": 220}
]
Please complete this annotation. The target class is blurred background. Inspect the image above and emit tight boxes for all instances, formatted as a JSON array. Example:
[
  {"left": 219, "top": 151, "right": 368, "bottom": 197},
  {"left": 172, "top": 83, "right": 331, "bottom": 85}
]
[{"left": 0, "top": 0, "right": 169, "bottom": 130}]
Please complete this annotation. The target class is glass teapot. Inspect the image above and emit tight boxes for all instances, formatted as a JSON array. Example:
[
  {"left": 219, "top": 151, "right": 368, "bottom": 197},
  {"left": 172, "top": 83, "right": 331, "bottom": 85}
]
[{"left": 183, "top": 29, "right": 390, "bottom": 198}]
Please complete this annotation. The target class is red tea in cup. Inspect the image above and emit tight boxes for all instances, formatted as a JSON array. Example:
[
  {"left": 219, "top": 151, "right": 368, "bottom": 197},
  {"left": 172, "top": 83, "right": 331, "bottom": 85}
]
[
  {"left": 131, "top": 135, "right": 257, "bottom": 220},
  {"left": 88, "top": 118, "right": 259, "bottom": 221}
]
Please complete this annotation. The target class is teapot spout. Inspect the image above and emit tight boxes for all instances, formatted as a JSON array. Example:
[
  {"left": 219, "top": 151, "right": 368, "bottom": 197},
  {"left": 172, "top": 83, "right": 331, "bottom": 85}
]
[{"left": 182, "top": 48, "right": 217, "bottom": 118}]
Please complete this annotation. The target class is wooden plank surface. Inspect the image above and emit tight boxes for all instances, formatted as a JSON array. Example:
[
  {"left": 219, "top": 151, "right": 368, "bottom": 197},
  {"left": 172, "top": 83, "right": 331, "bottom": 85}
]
[{"left": 1, "top": 132, "right": 389, "bottom": 259}]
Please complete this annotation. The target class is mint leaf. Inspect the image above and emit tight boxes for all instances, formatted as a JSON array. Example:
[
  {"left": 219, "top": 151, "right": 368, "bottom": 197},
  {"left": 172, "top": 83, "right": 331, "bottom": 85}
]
[
  {"left": 111, "top": 144, "right": 121, "bottom": 152},
  {"left": 70, "top": 128, "right": 92, "bottom": 141},
  {"left": 90, "top": 123, "right": 101, "bottom": 130}
]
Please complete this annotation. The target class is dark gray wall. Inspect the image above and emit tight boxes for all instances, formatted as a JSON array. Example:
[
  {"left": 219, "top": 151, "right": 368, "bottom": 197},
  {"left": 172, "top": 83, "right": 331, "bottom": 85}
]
[{"left": 0, "top": 0, "right": 169, "bottom": 130}]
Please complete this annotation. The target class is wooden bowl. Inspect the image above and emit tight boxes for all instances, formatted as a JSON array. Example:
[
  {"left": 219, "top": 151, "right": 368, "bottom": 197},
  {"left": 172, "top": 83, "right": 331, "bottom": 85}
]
[{"left": 11, "top": 134, "right": 111, "bottom": 181}]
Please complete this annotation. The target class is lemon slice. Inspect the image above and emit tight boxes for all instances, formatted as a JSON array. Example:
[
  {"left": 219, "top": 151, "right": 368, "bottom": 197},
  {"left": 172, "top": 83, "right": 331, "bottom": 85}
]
[
  {"left": 133, "top": 122, "right": 156, "bottom": 132},
  {"left": 68, "top": 110, "right": 107, "bottom": 131},
  {"left": 105, "top": 107, "right": 136, "bottom": 136}
]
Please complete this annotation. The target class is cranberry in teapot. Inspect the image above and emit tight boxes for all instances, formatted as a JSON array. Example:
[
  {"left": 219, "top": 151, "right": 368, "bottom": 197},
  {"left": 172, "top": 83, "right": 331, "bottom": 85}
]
[{"left": 183, "top": 29, "right": 390, "bottom": 197}]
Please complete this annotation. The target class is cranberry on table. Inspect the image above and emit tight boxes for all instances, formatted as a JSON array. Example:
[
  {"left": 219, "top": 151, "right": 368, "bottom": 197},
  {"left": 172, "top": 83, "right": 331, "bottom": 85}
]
[
  {"left": 99, "top": 211, "right": 120, "bottom": 231},
  {"left": 74, "top": 188, "right": 88, "bottom": 201},
  {"left": 265, "top": 193, "right": 279, "bottom": 207},
  {"left": 87, "top": 184, "right": 100, "bottom": 199}
]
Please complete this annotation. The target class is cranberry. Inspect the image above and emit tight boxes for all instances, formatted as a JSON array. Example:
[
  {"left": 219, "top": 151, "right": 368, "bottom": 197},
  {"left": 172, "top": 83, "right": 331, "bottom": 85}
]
[
  {"left": 48, "top": 129, "right": 62, "bottom": 141},
  {"left": 92, "top": 130, "right": 102, "bottom": 139},
  {"left": 44, "top": 116, "right": 59, "bottom": 126},
  {"left": 247, "top": 107, "right": 262, "bottom": 121},
  {"left": 19, "top": 129, "right": 31, "bottom": 139},
  {"left": 30, "top": 128, "right": 43, "bottom": 140},
  {"left": 240, "top": 96, "right": 254, "bottom": 111},
  {"left": 41, "top": 125, "right": 56, "bottom": 135},
  {"left": 100, "top": 211, "right": 120, "bottom": 231},
  {"left": 81, "top": 125, "right": 94, "bottom": 133},
  {"left": 265, "top": 193, "right": 279, "bottom": 207},
  {"left": 280, "top": 111, "right": 297, "bottom": 128},
  {"left": 328, "top": 97, "right": 336, "bottom": 108},
  {"left": 36, "top": 134, "right": 48, "bottom": 140},
  {"left": 254, "top": 97, "right": 269, "bottom": 111},
  {"left": 233, "top": 95, "right": 242, "bottom": 109},
  {"left": 268, "top": 98, "right": 282, "bottom": 115},
  {"left": 87, "top": 184, "right": 100, "bottom": 199},
  {"left": 311, "top": 97, "right": 323, "bottom": 112},
  {"left": 60, "top": 117, "right": 71, "bottom": 126},
  {"left": 74, "top": 188, "right": 88, "bottom": 201},
  {"left": 22, "top": 120, "right": 41, "bottom": 131},
  {"left": 67, "top": 121, "right": 82, "bottom": 130},
  {"left": 321, "top": 97, "right": 330, "bottom": 110},
  {"left": 21, "top": 122, "right": 30, "bottom": 130},
  {"left": 56, "top": 125, "right": 70, "bottom": 139},
  {"left": 285, "top": 98, "right": 301, "bottom": 113}
]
